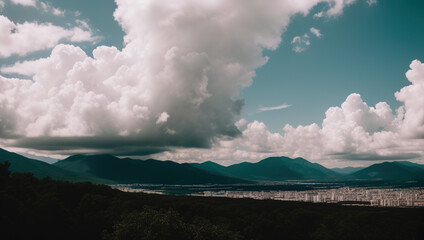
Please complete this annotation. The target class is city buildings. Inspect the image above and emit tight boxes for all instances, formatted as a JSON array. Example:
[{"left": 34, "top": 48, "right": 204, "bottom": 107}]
[
  {"left": 115, "top": 185, "right": 424, "bottom": 208},
  {"left": 200, "top": 187, "right": 424, "bottom": 207}
]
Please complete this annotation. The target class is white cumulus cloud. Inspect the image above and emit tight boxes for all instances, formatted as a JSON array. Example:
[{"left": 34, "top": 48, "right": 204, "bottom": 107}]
[
  {"left": 0, "top": 15, "right": 96, "bottom": 58},
  {"left": 395, "top": 60, "right": 424, "bottom": 138},
  {"left": 0, "top": 0, "right": 359, "bottom": 156},
  {"left": 10, "top": 0, "right": 36, "bottom": 7},
  {"left": 310, "top": 27, "right": 322, "bottom": 37},
  {"left": 156, "top": 112, "right": 170, "bottom": 125}
]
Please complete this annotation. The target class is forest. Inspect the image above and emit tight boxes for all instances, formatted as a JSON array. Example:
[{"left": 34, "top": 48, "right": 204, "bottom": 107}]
[{"left": 1, "top": 161, "right": 424, "bottom": 240}]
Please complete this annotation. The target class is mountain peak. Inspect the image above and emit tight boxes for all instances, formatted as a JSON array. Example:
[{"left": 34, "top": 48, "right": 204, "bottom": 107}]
[{"left": 62, "top": 154, "right": 86, "bottom": 162}]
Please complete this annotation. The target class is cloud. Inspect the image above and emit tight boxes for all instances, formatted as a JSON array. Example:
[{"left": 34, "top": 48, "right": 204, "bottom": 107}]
[
  {"left": 291, "top": 27, "right": 323, "bottom": 52},
  {"left": 258, "top": 104, "right": 291, "bottom": 112},
  {"left": 366, "top": 0, "right": 377, "bottom": 6},
  {"left": 313, "top": 0, "right": 357, "bottom": 18},
  {"left": 0, "top": 0, "right": 359, "bottom": 157},
  {"left": 325, "top": 0, "right": 357, "bottom": 17},
  {"left": 11, "top": 136, "right": 170, "bottom": 156},
  {"left": 40, "top": 1, "right": 65, "bottom": 16},
  {"left": 275, "top": 93, "right": 409, "bottom": 161},
  {"left": 10, "top": 0, "right": 66, "bottom": 16},
  {"left": 0, "top": 15, "right": 97, "bottom": 58},
  {"left": 291, "top": 34, "right": 310, "bottom": 52},
  {"left": 395, "top": 60, "right": 424, "bottom": 138},
  {"left": 150, "top": 60, "right": 424, "bottom": 166},
  {"left": 156, "top": 112, "right": 170, "bottom": 125},
  {"left": 332, "top": 152, "right": 421, "bottom": 161},
  {"left": 314, "top": 11, "right": 325, "bottom": 18},
  {"left": 276, "top": 60, "right": 424, "bottom": 161},
  {"left": 10, "top": 0, "right": 36, "bottom": 7},
  {"left": 310, "top": 27, "right": 322, "bottom": 38},
  {"left": 0, "top": 1, "right": 4, "bottom": 11}
]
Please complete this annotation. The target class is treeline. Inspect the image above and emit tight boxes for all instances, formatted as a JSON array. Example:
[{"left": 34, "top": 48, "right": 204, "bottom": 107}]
[{"left": 1, "top": 161, "right": 424, "bottom": 240}]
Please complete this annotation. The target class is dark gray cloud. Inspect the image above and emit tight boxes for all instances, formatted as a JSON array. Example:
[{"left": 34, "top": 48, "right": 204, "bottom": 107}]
[
  {"left": 12, "top": 136, "right": 169, "bottom": 156},
  {"left": 332, "top": 152, "right": 422, "bottom": 161}
]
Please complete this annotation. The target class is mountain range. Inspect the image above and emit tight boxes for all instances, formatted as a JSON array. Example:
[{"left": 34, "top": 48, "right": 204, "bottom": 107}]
[
  {"left": 190, "top": 156, "right": 340, "bottom": 181},
  {"left": 53, "top": 154, "right": 246, "bottom": 184},
  {"left": 1, "top": 147, "right": 424, "bottom": 184}
]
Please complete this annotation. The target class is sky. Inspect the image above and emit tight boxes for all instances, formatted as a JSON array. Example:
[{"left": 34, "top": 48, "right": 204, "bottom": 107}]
[{"left": 1, "top": 0, "right": 424, "bottom": 167}]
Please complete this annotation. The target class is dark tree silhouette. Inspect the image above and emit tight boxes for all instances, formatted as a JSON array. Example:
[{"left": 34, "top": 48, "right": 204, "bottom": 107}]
[
  {"left": 1, "top": 161, "right": 424, "bottom": 240},
  {"left": 0, "top": 160, "right": 10, "bottom": 177},
  {"left": 103, "top": 207, "right": 240, "bottom": 240}
]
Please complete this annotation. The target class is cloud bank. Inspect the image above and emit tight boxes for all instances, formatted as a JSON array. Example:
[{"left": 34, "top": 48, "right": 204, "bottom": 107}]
[
  {"left": 2, "top": 0, "right": 420, "bottom": 167},
  {"left": 0, "top": 0, "right": 357, "bottom": 157},
  {"left": 153, "top": 60, "right": 424, "bottom": 166}
]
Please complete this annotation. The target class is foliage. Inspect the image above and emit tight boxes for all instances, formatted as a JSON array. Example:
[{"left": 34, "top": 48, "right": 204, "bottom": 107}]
[
  {"left": 0, "top": 160, "right": 11, "bottom": 177},
  {"left": 1, "top": 161, "right": 424, "bottom": 240},
  {"left": 103, "top": 208, "right": 240, "bottom": 240}
]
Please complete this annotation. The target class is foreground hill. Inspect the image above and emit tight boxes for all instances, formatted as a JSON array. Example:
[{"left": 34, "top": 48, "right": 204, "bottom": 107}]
[
  {"left": 192, "top": 156, "right": 340, "bottom": 181},
  {"left": 347, "top": 161, "right": 424, "bottom": 181},
  {"left": 0, "top": 148, "right": 105, "bottom": 183},
  {"left": 54, "top": 154, "right": 248, "bottom": 184},
  {"left": 1, "top": 161, "right": 424, "bottom": 240}
]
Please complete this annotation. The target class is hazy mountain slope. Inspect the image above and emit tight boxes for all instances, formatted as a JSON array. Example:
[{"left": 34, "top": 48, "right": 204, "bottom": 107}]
[
  {"left": 269, "top": 157, "right": 340, "bottom": 179},
  {"left": 225, "top": 160, "right": 301, "bottom": 180},
  {"left": 395, "top": 161, "right": 424, "bottom": 170},
  {"left": 332, "top": 167, "right": 364, "bottom": 175},
  {"left": 347, "top": 162, "right": 424, "bottom": 181},
  {"left": 190, "top": 161, "right": 233, "bottom": 177},
  {"left": 0, "top": 148, "right": 106, "bottom": 183}
]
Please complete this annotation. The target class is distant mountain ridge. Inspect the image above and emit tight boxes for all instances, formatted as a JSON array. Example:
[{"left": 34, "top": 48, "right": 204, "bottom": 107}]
[
  {"left": 54, "top": 154, "right": 248, "bottom": 184},
  {"left": 1, "top": 147, "right": 424, "bottom": 184},
  {"left": 191, "top": 156, "right": 340, "bottom": 181}
]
